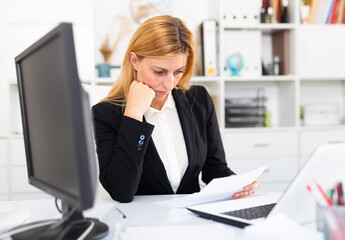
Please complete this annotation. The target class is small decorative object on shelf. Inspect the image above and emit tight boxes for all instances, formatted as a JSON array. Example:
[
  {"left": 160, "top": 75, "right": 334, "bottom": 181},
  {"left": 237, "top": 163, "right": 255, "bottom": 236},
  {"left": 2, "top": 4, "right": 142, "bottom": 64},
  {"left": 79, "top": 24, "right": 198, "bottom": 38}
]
[
  {"left": 130, "top": 0, "right": 172, "bottom": 24},
  {"left": 226, "top": 53, "right": 244, "bottom": 76},
  {"left": 96, "top": 62, "right": 112, "bottom": 78},
  {"left": 98, "top": 15, "right": 130, "bottom": 78}
]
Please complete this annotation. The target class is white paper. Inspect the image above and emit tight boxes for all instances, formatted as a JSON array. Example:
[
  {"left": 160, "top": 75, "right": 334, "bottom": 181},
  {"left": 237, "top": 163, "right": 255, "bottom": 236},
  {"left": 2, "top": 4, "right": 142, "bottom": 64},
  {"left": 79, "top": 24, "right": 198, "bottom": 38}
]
[
  {"left": 116, "top": 223, "right": 236, "bottom": 240},
  {"left": 243, "top": 213, "right": 324, "bottom": 240},
  {"left": 156, "top": 166, "right": 267, "bottom": 208}
]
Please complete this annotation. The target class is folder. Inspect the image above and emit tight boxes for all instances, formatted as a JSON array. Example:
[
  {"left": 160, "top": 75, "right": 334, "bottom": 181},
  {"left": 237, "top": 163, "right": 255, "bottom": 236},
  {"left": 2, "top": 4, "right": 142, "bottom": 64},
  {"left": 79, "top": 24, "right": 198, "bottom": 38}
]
[
  {"left": 200, "top": 19, "right": 218, "bottom": 76},
  {"left": 272, "top": 30, "right": 290, "bottom": 75},
  {"left": 223, "top": 0, "right": 261, "bottom": 26}
]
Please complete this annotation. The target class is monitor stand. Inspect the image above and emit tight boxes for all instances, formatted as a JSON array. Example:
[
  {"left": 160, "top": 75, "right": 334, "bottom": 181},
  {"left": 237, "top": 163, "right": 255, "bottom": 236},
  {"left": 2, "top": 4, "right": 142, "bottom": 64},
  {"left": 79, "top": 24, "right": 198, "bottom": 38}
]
[{"left": 11, "top": 201, "right": 109, "bottom": 240}]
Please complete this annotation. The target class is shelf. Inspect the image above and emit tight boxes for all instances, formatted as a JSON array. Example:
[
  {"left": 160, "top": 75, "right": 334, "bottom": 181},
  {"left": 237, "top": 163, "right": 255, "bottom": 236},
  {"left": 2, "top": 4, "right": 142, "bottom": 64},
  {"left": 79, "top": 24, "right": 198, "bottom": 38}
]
[
  {"left": 299, "top": 125, "right": 345, "bottom": 132},
  {"left": 191, "top": 76, "right": 221, "bottom": 82},
  {"left": 95, "top": 78, "right": 115, "bottom": 85},
  {"left": 299, "top": 24, "right": 345, "bottom": 29},
  {"left": 223, "top": 23, "right": 296, "bottom": 33},
  {"left": 221, "top": 126, "right": 297, "bottom": 134},
  {"left": 224, "top": 75, "right": 296, "bottom": 82},
  {"left": 300, "top": 77, "right": 345, "bottom": 81}
]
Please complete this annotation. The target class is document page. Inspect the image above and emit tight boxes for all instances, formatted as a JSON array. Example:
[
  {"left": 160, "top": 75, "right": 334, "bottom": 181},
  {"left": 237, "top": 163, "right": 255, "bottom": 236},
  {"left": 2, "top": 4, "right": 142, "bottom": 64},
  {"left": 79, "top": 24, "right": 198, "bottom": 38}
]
[
  {"left": 156, "top": 166, "right": 267, "bottom": 208},
  {"left": 116, "top": 223, "right": 236, "bottom": 240}
]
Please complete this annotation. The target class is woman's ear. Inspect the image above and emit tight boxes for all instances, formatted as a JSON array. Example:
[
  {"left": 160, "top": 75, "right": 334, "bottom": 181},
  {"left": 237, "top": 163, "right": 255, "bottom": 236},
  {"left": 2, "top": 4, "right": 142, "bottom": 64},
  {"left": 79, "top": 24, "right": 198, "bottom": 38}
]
[{"left": 129, "top": 51, "right": 138, "bottom": 70}]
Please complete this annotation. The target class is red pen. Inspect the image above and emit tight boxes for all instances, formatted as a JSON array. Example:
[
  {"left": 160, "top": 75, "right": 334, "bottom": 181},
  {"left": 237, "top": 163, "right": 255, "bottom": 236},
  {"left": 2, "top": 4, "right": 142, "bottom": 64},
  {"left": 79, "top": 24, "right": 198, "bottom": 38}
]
[{"left": 314, "top": 180, "right": 333, "bottom": 206}]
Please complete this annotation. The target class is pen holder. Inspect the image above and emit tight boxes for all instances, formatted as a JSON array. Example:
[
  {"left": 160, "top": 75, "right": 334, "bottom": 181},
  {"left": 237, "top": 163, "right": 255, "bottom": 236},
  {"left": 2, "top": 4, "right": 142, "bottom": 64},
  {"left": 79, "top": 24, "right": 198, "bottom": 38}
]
[{"left": 317, "top": 204, "right": 345, "bottom": 240}]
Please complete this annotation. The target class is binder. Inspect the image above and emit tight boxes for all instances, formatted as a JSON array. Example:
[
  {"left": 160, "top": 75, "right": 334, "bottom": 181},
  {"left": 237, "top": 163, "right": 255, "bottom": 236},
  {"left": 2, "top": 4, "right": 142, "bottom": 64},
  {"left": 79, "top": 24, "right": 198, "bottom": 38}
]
[
  {"left": 272, "top": 30, "right": 290, "bottom": 75},
  {"left": 200, "top": 19, "right": 218, "bottom": 76},
  {"left": 223, "top": 0, "right": 261, "bottom": 26}
]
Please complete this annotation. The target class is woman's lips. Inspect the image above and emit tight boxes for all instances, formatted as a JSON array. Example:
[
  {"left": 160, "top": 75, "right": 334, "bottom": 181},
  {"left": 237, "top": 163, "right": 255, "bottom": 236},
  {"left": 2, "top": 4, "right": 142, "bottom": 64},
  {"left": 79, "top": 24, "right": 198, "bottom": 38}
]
[{"left": 156, "top": 91, "right": 167, "bottom": 96}]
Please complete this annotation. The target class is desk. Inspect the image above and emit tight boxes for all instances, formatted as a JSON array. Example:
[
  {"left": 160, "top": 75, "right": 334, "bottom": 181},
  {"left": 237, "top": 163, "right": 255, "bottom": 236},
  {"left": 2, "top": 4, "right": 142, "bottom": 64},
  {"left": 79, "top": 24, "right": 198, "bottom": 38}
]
[{"left": 0, "top": 195, "right": 243, "bottom": 240}]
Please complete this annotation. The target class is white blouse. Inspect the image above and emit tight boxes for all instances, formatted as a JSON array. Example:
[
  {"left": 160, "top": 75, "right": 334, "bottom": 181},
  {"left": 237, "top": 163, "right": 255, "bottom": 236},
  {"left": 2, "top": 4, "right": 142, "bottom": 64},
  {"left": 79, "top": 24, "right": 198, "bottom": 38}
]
[{"left": 144, "top": 92, "right": 189, "bottom": 193}]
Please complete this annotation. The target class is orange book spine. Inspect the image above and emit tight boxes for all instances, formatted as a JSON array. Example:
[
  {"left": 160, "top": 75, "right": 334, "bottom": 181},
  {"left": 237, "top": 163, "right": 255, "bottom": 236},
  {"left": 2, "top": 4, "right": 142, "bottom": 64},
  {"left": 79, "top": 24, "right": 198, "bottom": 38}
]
[{"left": 336, "top": 0, "right": 345, "bottom": 23}]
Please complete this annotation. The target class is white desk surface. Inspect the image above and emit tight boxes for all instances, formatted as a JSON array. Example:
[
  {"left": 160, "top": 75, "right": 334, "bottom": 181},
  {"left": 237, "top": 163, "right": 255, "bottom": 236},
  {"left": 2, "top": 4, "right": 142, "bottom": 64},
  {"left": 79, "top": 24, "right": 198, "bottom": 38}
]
[{"left": 0, "top": 194, "right": 244, "bottom": 240}]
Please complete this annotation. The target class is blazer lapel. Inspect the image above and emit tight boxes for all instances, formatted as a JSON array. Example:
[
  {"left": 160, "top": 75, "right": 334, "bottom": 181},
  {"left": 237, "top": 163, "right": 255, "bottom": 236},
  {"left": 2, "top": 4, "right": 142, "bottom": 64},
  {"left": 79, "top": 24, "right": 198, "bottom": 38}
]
[{"left": 172, "top": 89, "right": 196, "bottom": 192}]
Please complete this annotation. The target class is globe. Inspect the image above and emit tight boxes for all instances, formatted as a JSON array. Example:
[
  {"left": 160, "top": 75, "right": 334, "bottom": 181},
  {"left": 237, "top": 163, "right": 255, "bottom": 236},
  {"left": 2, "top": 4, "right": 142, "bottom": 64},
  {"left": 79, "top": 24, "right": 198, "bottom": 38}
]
[{"left": 226, "top": 53, "right": 244, "bottom": 76}]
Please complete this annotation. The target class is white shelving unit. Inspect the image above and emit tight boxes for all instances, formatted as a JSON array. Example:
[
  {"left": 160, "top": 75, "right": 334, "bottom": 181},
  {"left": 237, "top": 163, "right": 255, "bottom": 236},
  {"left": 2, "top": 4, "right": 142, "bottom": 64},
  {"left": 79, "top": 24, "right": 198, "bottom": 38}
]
[
  {"left": 215, "top": 0, "right": 345, "bottom": 192},
  {"left": 1, "top": 0, "right": 345, "bottom": 199},
  {"left": 84, "top": 0, "right": 345, "bottom": 193}
]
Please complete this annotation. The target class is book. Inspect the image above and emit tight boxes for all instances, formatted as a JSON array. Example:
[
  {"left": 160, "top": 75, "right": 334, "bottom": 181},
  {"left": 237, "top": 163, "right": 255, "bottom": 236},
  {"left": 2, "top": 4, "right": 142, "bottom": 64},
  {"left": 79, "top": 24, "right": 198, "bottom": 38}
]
[
  {"left": 336, "top": 0, "right": 345, "bottom": 23},
  {"left": 308, "top": 0, "right": 320, "bottom": 23},
  {"left": 313, "top": 0, "right": 334, "bottom": 23},
  {"left": 328, "top": 0, "right": 339, "bottom": 23}
]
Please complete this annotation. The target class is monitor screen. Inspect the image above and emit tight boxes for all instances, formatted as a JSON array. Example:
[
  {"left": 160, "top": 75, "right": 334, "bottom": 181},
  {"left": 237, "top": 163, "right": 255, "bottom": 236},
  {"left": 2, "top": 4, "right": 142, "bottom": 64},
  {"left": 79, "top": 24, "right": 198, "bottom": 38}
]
[{"left": 14, "top": 23, "right": 108, "bottom": 239}]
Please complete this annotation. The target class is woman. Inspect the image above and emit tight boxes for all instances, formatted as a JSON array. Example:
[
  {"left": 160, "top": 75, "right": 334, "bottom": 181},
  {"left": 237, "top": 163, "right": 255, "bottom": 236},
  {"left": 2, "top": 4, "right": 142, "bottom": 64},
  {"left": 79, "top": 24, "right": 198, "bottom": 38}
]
[{"left": 92, "top": 15, "right": 260, "bottom": 203}]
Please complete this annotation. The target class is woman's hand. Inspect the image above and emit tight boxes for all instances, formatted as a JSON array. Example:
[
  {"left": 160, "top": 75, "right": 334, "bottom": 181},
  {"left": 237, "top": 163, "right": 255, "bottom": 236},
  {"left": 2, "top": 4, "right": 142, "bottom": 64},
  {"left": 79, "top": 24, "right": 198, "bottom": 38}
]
[
  {"left": 124, "top": 80, "right": 155, "bottom": 121},
  {"left": 232, "top": 181, "right": 261, "bottom": 200}
]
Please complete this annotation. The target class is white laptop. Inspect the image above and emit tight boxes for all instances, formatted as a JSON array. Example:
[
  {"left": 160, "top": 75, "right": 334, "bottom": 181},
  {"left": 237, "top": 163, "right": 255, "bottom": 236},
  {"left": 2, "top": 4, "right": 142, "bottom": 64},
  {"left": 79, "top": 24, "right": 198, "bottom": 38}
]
[{"left": 187, "top": 142, "right": 345, "bottom": 228}]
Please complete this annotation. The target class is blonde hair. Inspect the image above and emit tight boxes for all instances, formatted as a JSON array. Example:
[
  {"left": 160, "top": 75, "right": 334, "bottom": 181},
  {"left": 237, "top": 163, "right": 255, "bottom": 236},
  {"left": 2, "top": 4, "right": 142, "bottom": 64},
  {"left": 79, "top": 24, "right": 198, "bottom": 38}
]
[{"left": 101, "top": 15, "right": 196, "bottom": 103}]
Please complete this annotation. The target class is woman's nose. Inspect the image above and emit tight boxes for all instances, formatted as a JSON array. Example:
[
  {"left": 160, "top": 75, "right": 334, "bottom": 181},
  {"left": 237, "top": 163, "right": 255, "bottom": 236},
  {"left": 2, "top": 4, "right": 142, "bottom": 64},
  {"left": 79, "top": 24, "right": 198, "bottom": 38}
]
[{"left": 164, "top": 74, "right": 175, "bottom": 90}]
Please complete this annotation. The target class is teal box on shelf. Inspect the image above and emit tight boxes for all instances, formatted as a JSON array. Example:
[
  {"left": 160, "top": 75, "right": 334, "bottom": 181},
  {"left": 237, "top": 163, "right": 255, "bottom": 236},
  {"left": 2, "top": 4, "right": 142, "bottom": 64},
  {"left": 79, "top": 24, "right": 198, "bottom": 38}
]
[{"left": 97, "top": 62, "right": 111, "bottom": 78}]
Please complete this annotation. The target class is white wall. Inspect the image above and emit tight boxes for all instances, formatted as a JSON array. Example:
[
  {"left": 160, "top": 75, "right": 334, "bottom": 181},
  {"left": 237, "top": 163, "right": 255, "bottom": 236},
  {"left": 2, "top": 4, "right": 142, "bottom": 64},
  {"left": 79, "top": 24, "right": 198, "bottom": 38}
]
[
  {"left": 94, "top": 0, "right": 218, "bottom": 67},
  {"left": 1, "top": 0, "right": 95, "bottom": 200}
]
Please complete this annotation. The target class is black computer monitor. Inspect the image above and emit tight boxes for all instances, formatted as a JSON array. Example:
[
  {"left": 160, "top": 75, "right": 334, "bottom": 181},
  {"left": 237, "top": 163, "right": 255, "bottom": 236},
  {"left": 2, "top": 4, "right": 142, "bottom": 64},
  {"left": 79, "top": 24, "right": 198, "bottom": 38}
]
[{"left": 14, "top": 23, "right": 108, "bottom": 240}]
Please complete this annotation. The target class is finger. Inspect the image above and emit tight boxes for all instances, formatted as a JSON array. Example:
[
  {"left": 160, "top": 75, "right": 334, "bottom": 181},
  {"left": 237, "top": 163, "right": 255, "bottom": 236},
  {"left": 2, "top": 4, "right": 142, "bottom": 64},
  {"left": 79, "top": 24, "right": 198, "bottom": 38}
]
[
  {"left": 244, "top": 181, "right": 260, "bottom": 191},
  {"left": 252, "top": 181, "right": 261, "bottom": 189}
]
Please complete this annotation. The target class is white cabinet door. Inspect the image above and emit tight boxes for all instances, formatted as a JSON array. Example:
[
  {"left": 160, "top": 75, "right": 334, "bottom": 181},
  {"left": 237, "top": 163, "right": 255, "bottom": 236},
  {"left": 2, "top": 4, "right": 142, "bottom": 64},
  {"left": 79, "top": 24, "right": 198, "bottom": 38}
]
[
  {"left": 300, "top": 130, "right": 345, "bottom": 165},
  {"left": 222, "top": 132, "right": 298, "bottom": 158},
  {"left": 299, "top": 25, "right": 345, "bottom": 78},
  {"left": 300, "top": 131, "right": 345, "bottom": 156},
  {"left": 227, "top": 156, "right": 298, "bottom": 183}
]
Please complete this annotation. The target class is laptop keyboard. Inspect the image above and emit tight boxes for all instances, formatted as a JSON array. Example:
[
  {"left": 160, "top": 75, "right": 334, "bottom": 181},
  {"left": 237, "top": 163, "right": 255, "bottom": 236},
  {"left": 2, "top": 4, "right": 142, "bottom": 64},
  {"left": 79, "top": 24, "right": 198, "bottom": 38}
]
[{"left": 221, "top": 203, "right": 276, "bottom": 220}]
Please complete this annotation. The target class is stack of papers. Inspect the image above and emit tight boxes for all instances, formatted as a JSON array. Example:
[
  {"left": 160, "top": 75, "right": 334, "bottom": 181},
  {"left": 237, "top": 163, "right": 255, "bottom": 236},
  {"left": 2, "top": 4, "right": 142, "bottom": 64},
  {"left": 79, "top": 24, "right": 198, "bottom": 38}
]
[
  {"left": 156, "top": 166, "right": 266, "bottom": 208},
  {"left": 243, "top": 213, "right": 324, "bottom": 240},
  {"left": 117, "top": 223, "right": 236, "bottom": 240}
]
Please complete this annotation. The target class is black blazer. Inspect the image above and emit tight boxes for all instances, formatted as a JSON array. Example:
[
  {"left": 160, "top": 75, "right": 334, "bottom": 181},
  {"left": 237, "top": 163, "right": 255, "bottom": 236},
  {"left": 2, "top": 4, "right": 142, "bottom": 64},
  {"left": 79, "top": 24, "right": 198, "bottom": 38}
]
[{"left": 92, "top": 85, "right": 234, "bottom": 202}]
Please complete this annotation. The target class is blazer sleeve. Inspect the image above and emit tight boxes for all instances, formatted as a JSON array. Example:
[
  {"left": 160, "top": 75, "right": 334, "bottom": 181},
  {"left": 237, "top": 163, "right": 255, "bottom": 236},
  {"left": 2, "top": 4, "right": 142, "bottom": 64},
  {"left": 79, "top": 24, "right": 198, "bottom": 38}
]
[
  {"left": 199, "top": 87, "right": 236, "bottom": 184},
  {"left": 92, "top": 102, "right": 154, "bottom": 202}
]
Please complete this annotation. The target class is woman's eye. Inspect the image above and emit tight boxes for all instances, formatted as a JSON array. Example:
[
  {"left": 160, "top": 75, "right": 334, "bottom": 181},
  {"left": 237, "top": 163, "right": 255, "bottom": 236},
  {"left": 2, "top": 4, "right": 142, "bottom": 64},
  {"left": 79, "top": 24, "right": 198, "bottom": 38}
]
[
  {"left": 154, "top": 71, "right": 164, "bottom": 75},
  {"left": 175, "top": 71, "right": 184, "bottom": 75}
]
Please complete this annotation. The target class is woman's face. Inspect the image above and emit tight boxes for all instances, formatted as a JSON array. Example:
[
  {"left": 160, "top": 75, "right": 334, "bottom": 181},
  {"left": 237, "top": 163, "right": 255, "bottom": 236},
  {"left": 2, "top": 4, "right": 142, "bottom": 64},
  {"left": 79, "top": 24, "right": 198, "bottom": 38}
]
[{"left": 130, "top": 52, "right": 187, "bottom": 107}]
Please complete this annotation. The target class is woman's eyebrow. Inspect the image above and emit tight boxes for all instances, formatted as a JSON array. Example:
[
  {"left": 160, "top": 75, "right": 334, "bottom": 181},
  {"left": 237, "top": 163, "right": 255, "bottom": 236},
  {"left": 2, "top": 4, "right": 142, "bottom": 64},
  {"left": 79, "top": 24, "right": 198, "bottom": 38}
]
[{"left": 152, "top": 66, "right": 186, "bottom": 70}]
